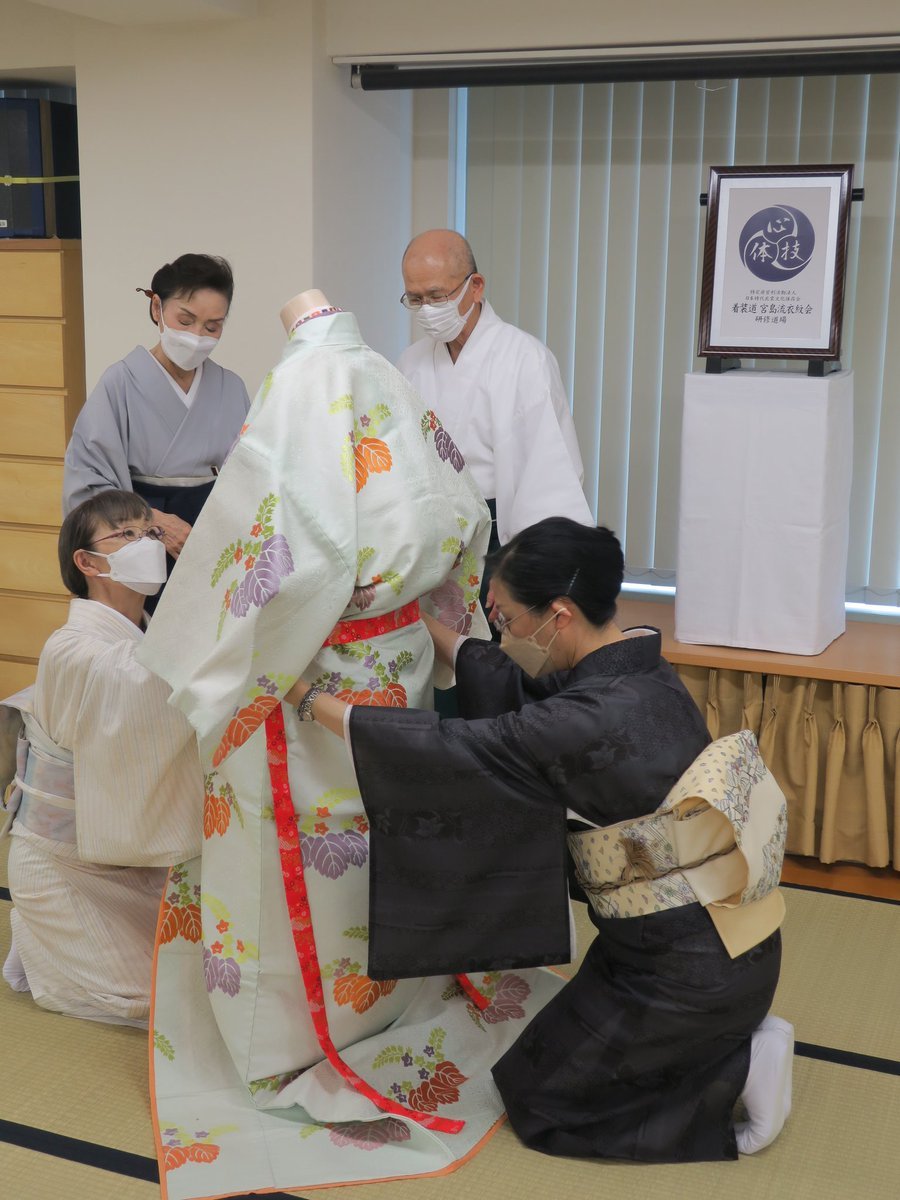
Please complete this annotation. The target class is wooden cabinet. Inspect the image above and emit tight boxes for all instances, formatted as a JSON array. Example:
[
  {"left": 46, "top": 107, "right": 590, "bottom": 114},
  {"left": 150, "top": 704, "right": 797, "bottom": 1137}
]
[{"left": 0, "top": 239, "right": 85, "bottom": 692}]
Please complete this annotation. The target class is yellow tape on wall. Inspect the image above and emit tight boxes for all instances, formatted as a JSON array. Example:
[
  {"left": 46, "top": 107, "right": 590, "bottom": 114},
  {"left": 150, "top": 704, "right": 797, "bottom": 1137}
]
[{"left": 1, "top": 175, "right": 80, "bottom": 186}]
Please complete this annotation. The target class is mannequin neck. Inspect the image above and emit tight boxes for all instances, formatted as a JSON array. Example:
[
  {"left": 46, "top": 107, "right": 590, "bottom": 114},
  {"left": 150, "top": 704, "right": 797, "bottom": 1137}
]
[{"left": 280, "top": 289, "right": 337, "bottom": 335}]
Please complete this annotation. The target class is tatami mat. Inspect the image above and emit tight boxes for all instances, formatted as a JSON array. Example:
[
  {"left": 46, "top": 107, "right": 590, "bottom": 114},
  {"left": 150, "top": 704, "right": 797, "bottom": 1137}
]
[{"left": 3, "top": 833, "right": 900, "bottom": 1200}]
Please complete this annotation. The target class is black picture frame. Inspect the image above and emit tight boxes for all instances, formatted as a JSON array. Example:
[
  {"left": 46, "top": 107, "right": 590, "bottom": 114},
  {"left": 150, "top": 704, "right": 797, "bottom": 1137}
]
[{"left": 698, "top": 164, "right": 853, "bottom": 361}]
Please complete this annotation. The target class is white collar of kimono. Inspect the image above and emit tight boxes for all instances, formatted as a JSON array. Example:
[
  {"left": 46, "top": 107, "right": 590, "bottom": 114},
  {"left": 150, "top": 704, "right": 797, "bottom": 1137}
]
[
  {"left": 145, "top": 347, "right": 203, "bottom": 409},
  {"left": 442, "top": 299, "right": 498, "bottom": 365},
  {"left": 68, "top": 597, "right": 145, "bottom": 640}
]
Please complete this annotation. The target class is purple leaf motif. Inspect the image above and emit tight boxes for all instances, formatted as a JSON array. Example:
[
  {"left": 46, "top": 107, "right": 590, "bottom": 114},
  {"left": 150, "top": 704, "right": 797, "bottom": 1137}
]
[
  {"left": 202, "top": 946, "right": 222, "bottom": 993},
  {"left": 482, "top": 973, "right": 530, "bottom": 1024},
  {"left": 217, "top": 956, "right": 241, "bottom": 997},
  {"left": 343, "top": 828, "right": 369, "bottom": 868},
  {"left": 428, "top": 578, "right": 469, "bottom": 634},
  {"left": 244, "top": 534, "right": 295, "bottom": 610},
  {"left": 301, "top": 831, "right": 353, "bottom": 879},
  {"left": 229, "top": 576, "right": 251, "bottom": 619},
  {"left": 433, "top": 426, "right": 465, "bottom": 472},
  {"left": 327, "top": 1118, "right": 411, "bottom": 1151},
  {"left": 352, "top": 584, "right": 377, "bottom": 612}
]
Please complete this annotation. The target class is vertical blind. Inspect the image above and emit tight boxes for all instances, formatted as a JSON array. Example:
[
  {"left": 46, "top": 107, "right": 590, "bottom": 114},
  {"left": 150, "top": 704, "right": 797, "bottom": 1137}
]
[{"left": 462, "top": 75, "right": 900, "bottom": 603}]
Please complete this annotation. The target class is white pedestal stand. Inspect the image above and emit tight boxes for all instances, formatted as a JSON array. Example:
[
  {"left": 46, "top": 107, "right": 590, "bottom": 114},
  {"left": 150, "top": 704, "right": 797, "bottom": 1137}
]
[{"left": 675, "top": 370, "right": 853, "bottom": 655}]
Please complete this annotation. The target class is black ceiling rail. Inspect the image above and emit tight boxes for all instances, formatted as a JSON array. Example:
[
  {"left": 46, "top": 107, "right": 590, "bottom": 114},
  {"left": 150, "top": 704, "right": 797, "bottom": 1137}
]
[{"left": 354, "top": 48, "right": 900, "bottom": 91}]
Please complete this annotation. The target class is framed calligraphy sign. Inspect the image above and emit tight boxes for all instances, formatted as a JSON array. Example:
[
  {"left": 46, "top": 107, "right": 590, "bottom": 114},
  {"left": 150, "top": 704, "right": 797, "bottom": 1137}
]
[{"left": 698, "top": 164, "right": 854, "bottom": 360}]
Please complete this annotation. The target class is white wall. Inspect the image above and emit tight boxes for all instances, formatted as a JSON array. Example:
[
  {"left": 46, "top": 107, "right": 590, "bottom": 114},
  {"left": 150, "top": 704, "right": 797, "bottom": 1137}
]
[
  {"left": 1, "top": 0, "right": 416, "bottom": 398},
  {"left": 310, "top": 4, "right": 413, "bottom": 362},
  {"left": 326, "top": 0, "right": 900, "bottom": 56}
]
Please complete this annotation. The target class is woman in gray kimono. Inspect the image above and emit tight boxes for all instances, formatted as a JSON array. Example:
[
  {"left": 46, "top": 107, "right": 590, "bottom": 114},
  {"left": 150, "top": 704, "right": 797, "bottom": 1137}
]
[
  {"left": 285, "top": 518, "right": 794, "bottom": 1164},
  {"left": 63, "top": 253, "right": 250, "bottom": 597}
]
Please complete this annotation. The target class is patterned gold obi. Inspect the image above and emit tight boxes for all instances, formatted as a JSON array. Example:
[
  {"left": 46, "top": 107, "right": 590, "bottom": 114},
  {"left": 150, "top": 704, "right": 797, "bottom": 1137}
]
[{"left": 568, "top": 730, "right": 787, "bottom": 958}]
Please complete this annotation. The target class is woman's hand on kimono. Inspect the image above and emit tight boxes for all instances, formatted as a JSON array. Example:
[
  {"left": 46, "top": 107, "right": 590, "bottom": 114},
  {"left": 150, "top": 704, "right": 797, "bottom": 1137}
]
[
  {"left": 422, "top": 612, "right": 466, "bottom": 669},
  {"left": 485, "top": 584, "right": 500, "bottom": 625},
  {"left": 150, "top": 509, "right": 192, "bottom": 559}
]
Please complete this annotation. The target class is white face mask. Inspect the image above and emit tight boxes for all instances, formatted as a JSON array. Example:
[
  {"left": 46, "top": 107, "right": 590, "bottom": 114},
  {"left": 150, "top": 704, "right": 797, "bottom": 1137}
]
[
  {"left": 414, "top": 276, "right": 475, "bottom": 342},
  {"left": 157, "top": 300, "right": 219, "bottom": 370},
  {"left": 500, "top": 611, "right": 563, "bottom": 678},
  {"left": 87, "top": 538, "right": 168, "bottom": 597}
]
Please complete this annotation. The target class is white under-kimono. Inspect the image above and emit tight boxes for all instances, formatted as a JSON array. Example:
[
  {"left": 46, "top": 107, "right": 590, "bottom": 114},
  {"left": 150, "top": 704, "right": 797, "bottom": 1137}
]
[
  {"left": 397, "top": 300, "right": 593, "bottom": 545},
  {"left": 62, "top": 346, "right": 250, "bottom": 514},
  {"left": 137, "top": 310, "right": 565, "bottom": 1200},
  {"left": 0, "top": 599, "right": 204, "bottom": 1026}
]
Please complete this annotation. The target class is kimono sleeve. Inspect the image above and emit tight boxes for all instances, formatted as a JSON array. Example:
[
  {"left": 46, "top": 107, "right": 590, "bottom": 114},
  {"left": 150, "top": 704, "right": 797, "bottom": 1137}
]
[
  {"left": 348, "top": 704, "right": 571, "bottom": 980},
  {"left": 454, "top": 637, "right": 570, "bottom": 718},
  {"left": 137, "top": 434, "right": 356, "bottom": 762},
  {"left": 63, "top": 370, "right": 133, "bottom": 512},
  {"left": 72, "top": 640, "right": 204, "bottom": 866}
]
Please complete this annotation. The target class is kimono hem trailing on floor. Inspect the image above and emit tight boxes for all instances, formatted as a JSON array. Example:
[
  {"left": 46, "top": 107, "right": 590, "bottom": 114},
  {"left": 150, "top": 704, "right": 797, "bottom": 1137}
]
[{"left": 137, "top": 311, "right": 565, "bottom": 1200}]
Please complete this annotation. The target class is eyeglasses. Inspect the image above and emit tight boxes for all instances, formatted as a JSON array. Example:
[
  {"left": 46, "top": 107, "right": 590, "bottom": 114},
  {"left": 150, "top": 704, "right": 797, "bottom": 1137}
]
[
  {"left": 400, "top": 273, "right": 473, "bottom": 310},
  {"left": 493, "top": 603, "right": 540, "bottom": 634},
  {"left": 88, "top": 525, "right": 166, "bottom": 547}
]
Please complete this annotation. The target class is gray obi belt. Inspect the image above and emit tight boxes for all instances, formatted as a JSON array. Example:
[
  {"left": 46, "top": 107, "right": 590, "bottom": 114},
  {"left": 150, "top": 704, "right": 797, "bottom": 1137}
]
[
  {"left": 568, "top": 730, "right": 787, "bottom": 958},
  {"left": 1, "top": 687, "right": 76, "bottom": 844}
]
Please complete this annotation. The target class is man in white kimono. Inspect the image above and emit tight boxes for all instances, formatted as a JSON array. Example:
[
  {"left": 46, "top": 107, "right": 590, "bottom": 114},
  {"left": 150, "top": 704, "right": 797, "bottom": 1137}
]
[
  {"left": 397, "top": 229, "right": 593, "bottom": 554},
  {"left": 0, "top": 490, "right": 204, "bottom": 1026}
]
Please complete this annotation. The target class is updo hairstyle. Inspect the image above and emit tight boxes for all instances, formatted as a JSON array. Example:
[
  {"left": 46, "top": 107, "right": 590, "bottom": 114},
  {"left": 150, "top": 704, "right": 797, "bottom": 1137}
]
[
  {"left": 489, "top": 517, "right": 624, "bottom": 629},
  {"left": 145, "top": 253, "right": 234, "bottom": 325}
]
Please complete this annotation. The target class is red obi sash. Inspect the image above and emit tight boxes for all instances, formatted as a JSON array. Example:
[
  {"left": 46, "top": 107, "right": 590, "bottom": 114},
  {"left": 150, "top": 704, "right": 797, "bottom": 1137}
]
[{"left": 323, "top": 599, "right": 421, "bottom": 647}]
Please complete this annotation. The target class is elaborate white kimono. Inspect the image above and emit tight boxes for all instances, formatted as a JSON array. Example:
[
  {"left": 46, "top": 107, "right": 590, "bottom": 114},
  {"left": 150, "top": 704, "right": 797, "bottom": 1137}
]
[
  {"left": 138, "top": 311, "right": 565, "bottom": 1200},
  {"left": 397, "top": 300, "right": 593, "bottom": 544},
  {"left": 0, "top": 599, "right": 204, "bottom": 1026},
  {"left": 63, "top": 346, "right": 250, "bottom": 513}
]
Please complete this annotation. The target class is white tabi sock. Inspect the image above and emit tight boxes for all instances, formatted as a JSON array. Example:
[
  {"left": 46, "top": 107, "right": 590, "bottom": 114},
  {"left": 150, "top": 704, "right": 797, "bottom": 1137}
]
[
  {"left": 735, "top": 1014, "right": 794, "bottom": 1154},
  {"left": 2, "top": 937, "right": 31, "bottom": 993}
]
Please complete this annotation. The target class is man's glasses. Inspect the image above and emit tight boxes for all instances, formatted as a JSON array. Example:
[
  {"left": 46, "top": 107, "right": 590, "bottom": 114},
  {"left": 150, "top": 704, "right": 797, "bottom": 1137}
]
[
  {"left": 400, "top": 273, "right": 473, "bottom": 310},
  {"left": 88, "top": 526, "right": 166, "bottom": 547}
]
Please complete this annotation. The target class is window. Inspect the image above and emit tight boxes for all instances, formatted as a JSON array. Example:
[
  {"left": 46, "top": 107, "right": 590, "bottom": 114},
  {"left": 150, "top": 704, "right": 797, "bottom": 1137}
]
[{"left": 461, "top": 75, "right": 900, "bottom": 607}]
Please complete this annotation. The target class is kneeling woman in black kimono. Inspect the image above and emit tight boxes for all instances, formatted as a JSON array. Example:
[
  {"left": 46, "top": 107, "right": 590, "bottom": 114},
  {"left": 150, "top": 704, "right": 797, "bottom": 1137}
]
[{"left": 286, "top": 518, "right": 793, "bottom": 1164}]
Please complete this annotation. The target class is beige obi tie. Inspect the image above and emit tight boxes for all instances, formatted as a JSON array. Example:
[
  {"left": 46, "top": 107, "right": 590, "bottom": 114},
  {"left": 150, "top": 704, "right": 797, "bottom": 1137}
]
[{"left": 568, "top": 730, "right": 787, "bottom": 958}]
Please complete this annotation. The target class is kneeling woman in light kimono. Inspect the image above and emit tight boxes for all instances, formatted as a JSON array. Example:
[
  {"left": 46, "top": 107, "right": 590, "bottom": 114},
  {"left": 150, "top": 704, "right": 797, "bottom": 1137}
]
[
  {"left": 287, "top": 517, "right": 794, "bottom": 1163},
  {"left": 1, "top": 490, "right": 204, "bottom": 1025}
]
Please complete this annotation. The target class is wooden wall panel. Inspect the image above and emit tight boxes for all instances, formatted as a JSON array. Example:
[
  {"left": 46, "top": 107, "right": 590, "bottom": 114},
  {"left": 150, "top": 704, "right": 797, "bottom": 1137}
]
[
  {"left": 1, "top": 391, "right": 69, "bottom": 458},
  {"left": 0, "top": 529, "right": 66, "bottom": 596},
  {"left": 0, "top": 595, "right": 69, "bottom": 659},
  {"left": 0, "top": 660, "right": 37, "bottom": 697},
  {"left": 1, "top": 241, "right": 83, "bottom": 672},
  {"left": 0, "top": 250, "right": 64, "bottom": 318},
  {"left": 0, "top": 461, "right": 65, "bottom": 527},
  {"left": 0, "top": 321, "right": 65, "bottom": 388}
]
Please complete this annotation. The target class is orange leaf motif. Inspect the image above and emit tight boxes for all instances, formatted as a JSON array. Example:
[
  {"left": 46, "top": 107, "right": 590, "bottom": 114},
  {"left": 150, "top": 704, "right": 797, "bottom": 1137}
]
[
  {"left": 163, "top": 1146, "right": 190, "bottom": 1172},
  {"left": 407, "top": 1079, "right": 438, "bottom": 1112},
  {"left": 370, "top": 682, "right": 407, "bottom": 708},
  {"left": 213, "top": 695, "right": 280, "bottom": 766},
  {"left": 186, "top": 1142, "right": 220, "bottom": 1164},
  {"left": 333, "top": 973, "right": 397, "bottom": 1014},
  {"left": 180, "top": 903, "right": 203, "bottom": 944},
  {"left": 336, "top": 688, "right": 373, "bottom": 706},
  {"left": 354, "top": 437, "right": 392, "bottom": 492},
  {"left": 203, "top": 791, "right": 231, "bottom": 839},
  {"left": 158, "top": 902, "right": 182, "bottom": 944}
]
